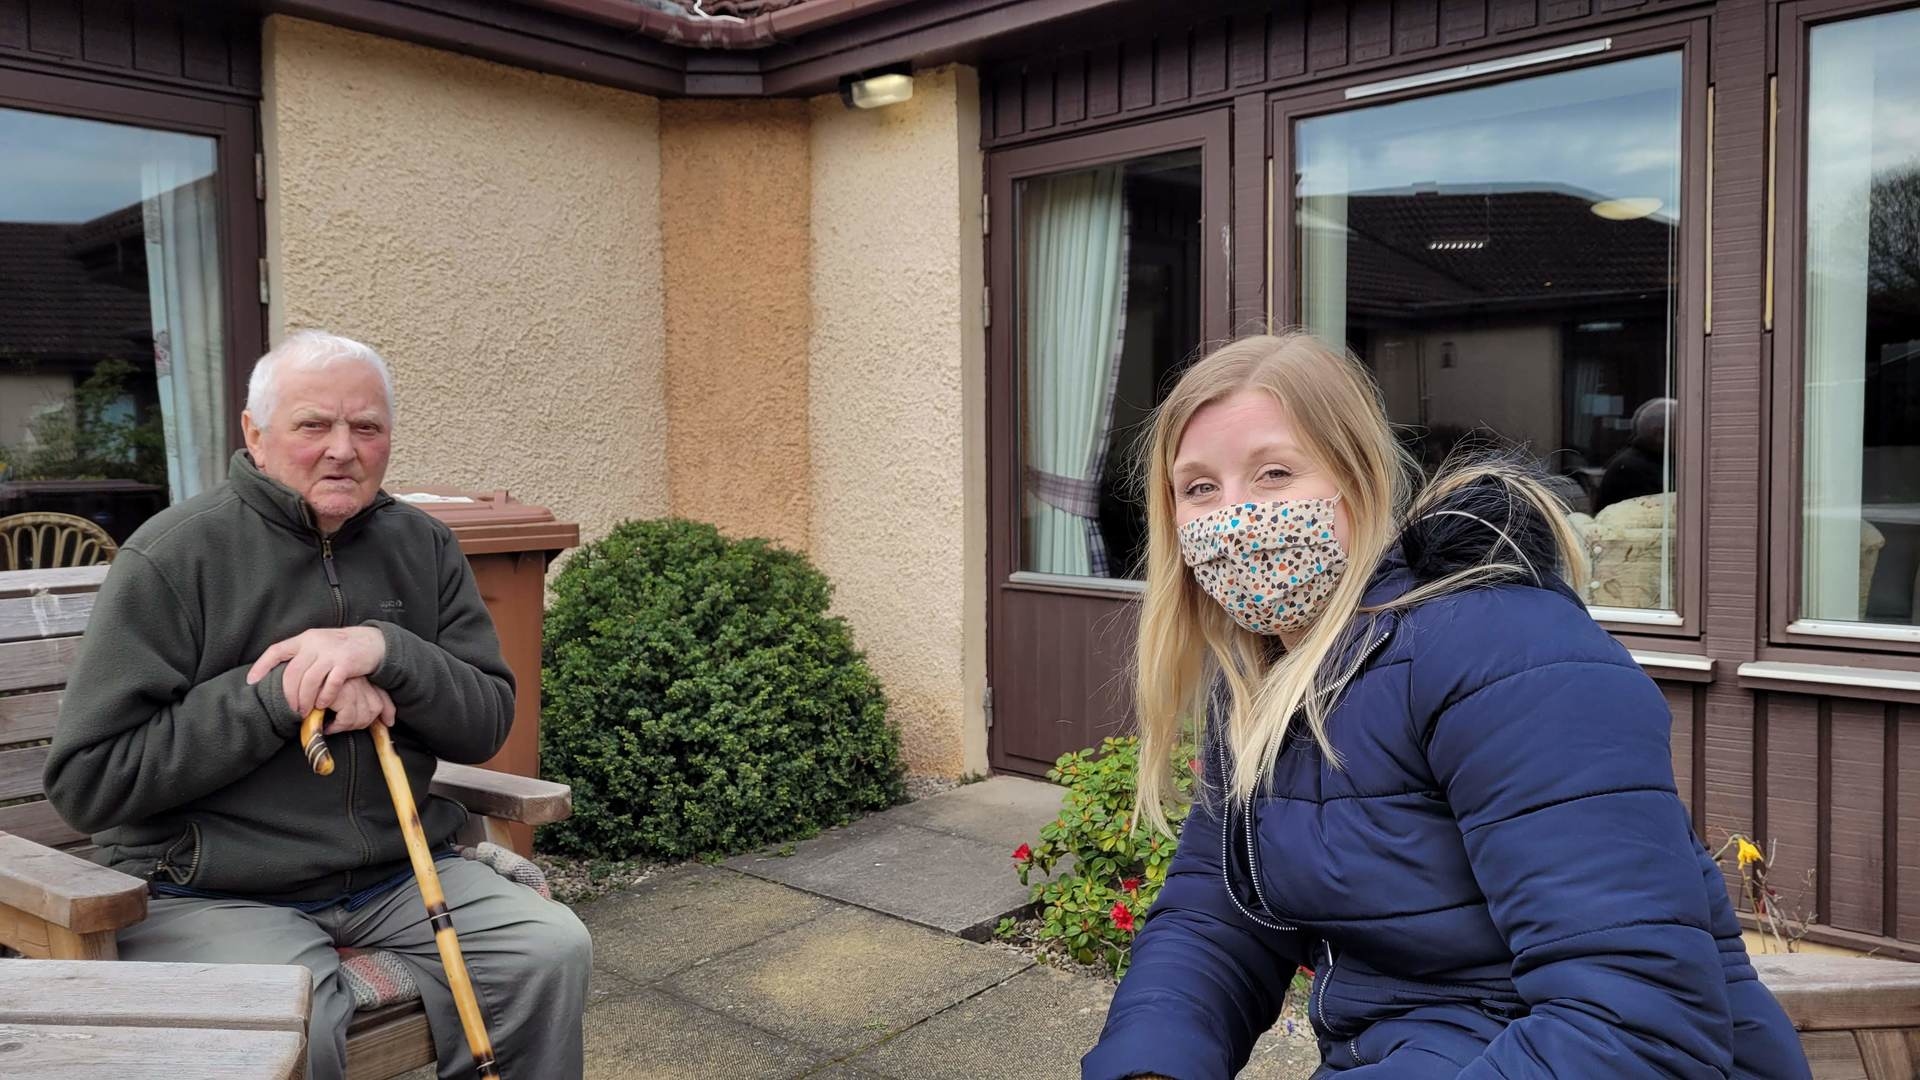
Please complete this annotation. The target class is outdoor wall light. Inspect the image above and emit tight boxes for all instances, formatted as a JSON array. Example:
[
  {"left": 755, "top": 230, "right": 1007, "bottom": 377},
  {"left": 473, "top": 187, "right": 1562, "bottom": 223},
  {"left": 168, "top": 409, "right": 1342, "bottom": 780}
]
[
  {"left": 842, "top": 68, "right": 914, "bottom": 109},
  {"left": 1590, "top": 196, "right": 1663, "bottom": 221}
]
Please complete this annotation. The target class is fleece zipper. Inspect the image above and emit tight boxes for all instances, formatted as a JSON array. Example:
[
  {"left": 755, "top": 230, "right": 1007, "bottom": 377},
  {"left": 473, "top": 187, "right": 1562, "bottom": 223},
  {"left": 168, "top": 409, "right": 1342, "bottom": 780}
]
[{"left": 319, "top": 533, "right": 370, "bottom": 888}]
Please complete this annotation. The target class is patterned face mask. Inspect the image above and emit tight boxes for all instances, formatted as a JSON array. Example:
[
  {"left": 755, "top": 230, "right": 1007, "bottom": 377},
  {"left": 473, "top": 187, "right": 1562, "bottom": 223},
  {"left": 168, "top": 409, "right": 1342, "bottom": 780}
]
[{"left": 1177, "top": 496, "right": 1348, "bottom": 636}]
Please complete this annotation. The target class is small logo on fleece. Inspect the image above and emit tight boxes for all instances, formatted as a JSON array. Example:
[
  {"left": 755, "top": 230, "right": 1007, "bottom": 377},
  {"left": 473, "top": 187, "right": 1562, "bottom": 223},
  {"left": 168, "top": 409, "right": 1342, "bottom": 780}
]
[{"left": 379, "top": 599, "right": 405, "bottom": 612}]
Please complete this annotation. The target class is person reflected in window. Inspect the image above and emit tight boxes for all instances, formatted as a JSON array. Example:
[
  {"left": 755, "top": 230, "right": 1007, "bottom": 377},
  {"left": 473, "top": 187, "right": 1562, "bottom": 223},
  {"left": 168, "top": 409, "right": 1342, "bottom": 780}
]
[
  {"left": 1081, "top": 334, "right": 1807, "bottom": 1080},
  {"left": 1593, "top": 396, "right": 1676, "bottom": 515}
]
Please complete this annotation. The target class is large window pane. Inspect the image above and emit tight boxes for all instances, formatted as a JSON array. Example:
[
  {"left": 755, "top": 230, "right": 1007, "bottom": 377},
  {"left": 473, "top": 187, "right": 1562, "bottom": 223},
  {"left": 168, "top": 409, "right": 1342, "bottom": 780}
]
[
  {"left": 1297, "top": 52, "right": 1685, "bottom": 612},
  {"left": 1800, "top": 7, "right": 1920, "bottom": 629},
  {"left": 1017, "top": 151, "right": 1203, "bottom": 580},
  {"left": 0, "top": 105, "right": 226, "bottom": 567}
]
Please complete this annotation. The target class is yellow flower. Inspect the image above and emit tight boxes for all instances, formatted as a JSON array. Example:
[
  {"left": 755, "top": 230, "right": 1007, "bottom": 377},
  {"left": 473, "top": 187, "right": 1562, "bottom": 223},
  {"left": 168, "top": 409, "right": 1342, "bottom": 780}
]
[{"left": 1736, "top": 837, "right": 1764, "bottom": 868}]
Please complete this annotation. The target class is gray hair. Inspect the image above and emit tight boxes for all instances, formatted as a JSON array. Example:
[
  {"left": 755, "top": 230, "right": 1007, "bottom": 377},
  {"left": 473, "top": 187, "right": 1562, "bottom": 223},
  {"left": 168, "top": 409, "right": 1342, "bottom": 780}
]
[{"left": 245, "top": 330, "right": 395, "bottom": 424}]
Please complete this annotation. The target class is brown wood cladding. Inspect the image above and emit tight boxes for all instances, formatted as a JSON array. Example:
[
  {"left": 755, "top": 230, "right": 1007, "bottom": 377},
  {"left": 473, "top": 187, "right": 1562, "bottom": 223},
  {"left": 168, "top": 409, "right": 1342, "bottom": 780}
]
[
  {"left": 0, "top": 0, "right": 259, "bottom": 98},
  {"left": 981, "top": 0, "right": 1684, "bottom": 146},
  {"left": 1749, "top": 693, "right": 1916, "bottom": 950}
]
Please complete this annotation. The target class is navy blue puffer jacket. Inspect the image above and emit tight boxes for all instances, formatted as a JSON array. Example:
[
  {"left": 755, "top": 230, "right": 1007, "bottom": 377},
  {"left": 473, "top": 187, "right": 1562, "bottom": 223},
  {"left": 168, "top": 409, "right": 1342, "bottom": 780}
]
[{"left": 1084, "top": 501, "right": 1811, "bottom": 1080}]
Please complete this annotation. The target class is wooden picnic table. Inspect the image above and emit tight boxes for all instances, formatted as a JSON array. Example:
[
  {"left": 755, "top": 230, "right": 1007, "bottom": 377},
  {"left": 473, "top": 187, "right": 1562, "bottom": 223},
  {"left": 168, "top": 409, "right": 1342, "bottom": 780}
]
[{"left": 0, "top": 959, "right": 310, "bottom": 1078}]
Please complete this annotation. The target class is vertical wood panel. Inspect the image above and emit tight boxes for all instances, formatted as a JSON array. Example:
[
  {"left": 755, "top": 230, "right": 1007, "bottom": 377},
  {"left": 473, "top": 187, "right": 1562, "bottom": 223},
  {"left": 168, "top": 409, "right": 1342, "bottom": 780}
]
[
  {"left": 1087, "top": 44, "right": 1121, "bottom": 118},
  {"left": 1440, "top": 0, "right": 1488, "bottom": 44},
  {"left": 1898, "top": 706, "right": 1920, "bottom": 941},
  {"left": 1231, "top": 91, "right": 1268, "bottom": 329},
  {"left": 229, "top": 20, "right": 259, "bottom": 93},
  {"left": 1830, "top": 699, "right": 1886, "bottom": 935},
  {"left": 0, "top": 0, "right": 26, "bottom": 50},
  {"left": 1156, "top": 30, "right": 1190, "bottom": 103},
  {"left": 1193, "top": 19, "right": 1229, "bottom": 97},
  {"left": 1665, "top": 683, "right": 1694, "bottom": 814},
  {"left": 1394, "top": 0, "right": 1438, "bottom": 52},
  {"left": 26, "top": 0, "right": 78, "bottom": 56},
  {"left": 1351, "top": 0, "right": 1393, "bottom": 62},
  {"left": 993, "top": 71, "right": 1024, "bottom": 139},
  {"left": 1704, "top": 687, "right": 1757, "bottom": 895},
  {"left": 130, "top": 3, "right": 181, "bottom": 78},
  {"left": 1884, "top": 705, "right": 1900, "bottom": 939},
  {"left": 1492, "top": 0, "right": 1538, "bottom": 33},
  {"left": 1818, "top": 699, "right": 1834, "bottom": 922},
  {"left": 1229, "top": 12, "right": 1267, "bottom": 86},
  {"left": 79, "top": 0, "right": 129, "bottom": 67},
  {"left": 1763, "top": 694, "right": 1820, "bottom": 925},
  {"left": 1270, "top": 2, "right": 1306, "bottom": 79},
  {"left": 1308, "top": 0, "right": 1349, "bottom": 72},
  {"left": 1024, "top": 65, "right": 1055, "bottom": 132},
  {"left": 1055, "top": 55, "right": 1086, "bottom": 126},
  {"left": 1121, "top": 40, "right": 1155, "bottom": 111},
  {"left": 1543, "top": 0, "right": 1590, "bottom": 24},
  {"left": 180, "top": 16, "right": 227, "bottom": 86}
]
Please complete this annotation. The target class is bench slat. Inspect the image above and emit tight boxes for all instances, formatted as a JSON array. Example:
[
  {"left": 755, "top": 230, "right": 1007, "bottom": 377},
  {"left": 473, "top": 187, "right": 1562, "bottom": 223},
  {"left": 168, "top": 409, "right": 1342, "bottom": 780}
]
[
  {"left": 0, "top": 959, "right": 310, "bottom": 1032},
  {"left": 431, "top": 760, "right": 570, "bottom": 825},
  {"left": 0, "top": 565, "right": 108, "bottom": 600},
  {"left": 0, "top": 591, "right": 95, "bottom": 644},
  {"left": 0, "top": 743, "right": 49, "bottom": 801},
  {"left": 0, "top": 690, "right": 62, "bottom": 746},
  {"left": 0, "top": 1022, "right": 304, "bottom": 1078},
  {"left": 1754, "top": 954, "right": 1920, "bottom": 1032},
  {"left": 0, "top": 832, "right": 146, "bottom": 934},
  {"left": 0, "top": 637, "right": 78, "bottom": 693},
  {"left": 0, "top": 798, "right": 86, "bottom": 849}
]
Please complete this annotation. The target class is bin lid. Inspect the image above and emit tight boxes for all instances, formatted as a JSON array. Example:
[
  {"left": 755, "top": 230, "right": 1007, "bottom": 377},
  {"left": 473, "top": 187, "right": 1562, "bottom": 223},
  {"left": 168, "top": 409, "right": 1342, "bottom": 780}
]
[{"left": 386, "top": 486, "right": 580, "bottom": 555}]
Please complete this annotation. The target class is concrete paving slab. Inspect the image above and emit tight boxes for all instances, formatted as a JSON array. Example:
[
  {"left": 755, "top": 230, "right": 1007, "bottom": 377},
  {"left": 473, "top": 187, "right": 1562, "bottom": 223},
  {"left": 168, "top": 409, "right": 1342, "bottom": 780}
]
[
  {"left": 580, "top": 863, "right": 838, "bottom": 984},
  {"left": 584, "top": 987, "right": 824, "bottom": 1079},
  {"left": 883, "top": 776, "right": 1065, "bottom": 852},
  {"left": 727, "top": 819, "right": 1036, "bottom": 940},
  {"left": 850, "top": 963, "right": 1114, "bottom": 1080},
  {"left": 661, "top": 905, "right": 1031, "bottom": 1058}
]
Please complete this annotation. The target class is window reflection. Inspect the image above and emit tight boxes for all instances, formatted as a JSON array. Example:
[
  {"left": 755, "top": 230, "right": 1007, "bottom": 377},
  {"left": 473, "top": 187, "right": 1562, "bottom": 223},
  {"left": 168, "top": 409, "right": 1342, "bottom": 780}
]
[
  {"left": 1297, "top": 52, "right": 1684, "bottom": 611},
  {"left": 0, "top": 106, "right": 225, "bottom": 567}
]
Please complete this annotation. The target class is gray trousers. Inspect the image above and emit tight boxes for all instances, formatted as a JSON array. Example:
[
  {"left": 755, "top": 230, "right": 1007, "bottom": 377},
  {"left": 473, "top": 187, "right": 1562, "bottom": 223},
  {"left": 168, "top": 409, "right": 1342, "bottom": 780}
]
[{"left": 116, "top": 858, "right": 591, "bottom": 1080}]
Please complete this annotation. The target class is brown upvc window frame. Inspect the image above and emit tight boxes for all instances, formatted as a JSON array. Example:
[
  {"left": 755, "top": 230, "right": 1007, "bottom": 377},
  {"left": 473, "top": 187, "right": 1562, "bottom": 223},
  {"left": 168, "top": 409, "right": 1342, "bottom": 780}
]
[
  {"left": 1266, "top": 14, "right": 1713, "bottom": 643},
  {"left": 0, "top": 62, "right": 265, "bottom": 458},
  {"left": 1763, "top": 0, "right": 1920, "bottom": 662},
  {"left": 985, "top": 107, "right": 1233, "bottom": 601}
]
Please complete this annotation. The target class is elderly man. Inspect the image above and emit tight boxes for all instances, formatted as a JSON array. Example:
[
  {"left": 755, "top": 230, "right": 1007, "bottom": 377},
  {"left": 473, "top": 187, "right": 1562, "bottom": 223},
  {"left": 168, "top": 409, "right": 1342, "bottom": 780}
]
[
  {"left": 44, "top": 330, "right": 590, "bottom": 1080},
  {"left": 1593, "top": 396, "right": 1677, "bottom": 515}
]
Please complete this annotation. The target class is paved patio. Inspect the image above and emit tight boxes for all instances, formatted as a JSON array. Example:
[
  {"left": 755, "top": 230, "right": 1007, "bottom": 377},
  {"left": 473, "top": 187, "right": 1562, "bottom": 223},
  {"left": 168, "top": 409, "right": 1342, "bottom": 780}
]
[
  {"left": 410, "top": 777, "right": 1319, "bottom": 1078},
  {"left": 584, "top": 777, "right": 1317, "bottom": 1078}
]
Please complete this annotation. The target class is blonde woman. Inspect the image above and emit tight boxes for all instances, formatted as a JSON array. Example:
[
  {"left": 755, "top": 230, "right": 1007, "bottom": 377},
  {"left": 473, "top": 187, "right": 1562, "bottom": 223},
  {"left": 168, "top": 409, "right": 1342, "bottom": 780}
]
[{"left": 1082, "top": 333, "right": 1808, "bottom": 1080}]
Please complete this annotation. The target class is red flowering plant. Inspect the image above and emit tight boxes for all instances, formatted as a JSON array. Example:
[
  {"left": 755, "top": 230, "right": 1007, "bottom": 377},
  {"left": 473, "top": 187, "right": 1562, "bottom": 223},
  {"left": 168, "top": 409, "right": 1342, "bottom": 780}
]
[{"left": 1001, "top": 735, "right": 1195, "bottom": 977}]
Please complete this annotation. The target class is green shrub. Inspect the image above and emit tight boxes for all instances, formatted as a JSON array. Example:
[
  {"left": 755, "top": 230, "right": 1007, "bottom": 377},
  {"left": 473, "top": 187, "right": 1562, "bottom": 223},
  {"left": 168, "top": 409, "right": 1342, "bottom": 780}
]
[
  {"left": 1010, "top": 736, "right": 1193, "bottom": 977},
  {"left": 537, "top": 518, "right": 905, "bottom": 862}
]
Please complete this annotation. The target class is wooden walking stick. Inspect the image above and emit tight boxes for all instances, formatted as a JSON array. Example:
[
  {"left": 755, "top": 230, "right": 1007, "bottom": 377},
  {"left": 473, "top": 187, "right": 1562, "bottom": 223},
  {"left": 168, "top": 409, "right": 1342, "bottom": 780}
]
[{"left": 301, "top": 709, "right": 501, "bottom": 1079}]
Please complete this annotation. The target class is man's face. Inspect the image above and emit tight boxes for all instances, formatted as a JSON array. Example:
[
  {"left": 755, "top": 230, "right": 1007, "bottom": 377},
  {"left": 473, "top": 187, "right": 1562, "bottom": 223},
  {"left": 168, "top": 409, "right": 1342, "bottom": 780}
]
[{"left": 242, "top": 362, "right": 391, "bottom": 533}]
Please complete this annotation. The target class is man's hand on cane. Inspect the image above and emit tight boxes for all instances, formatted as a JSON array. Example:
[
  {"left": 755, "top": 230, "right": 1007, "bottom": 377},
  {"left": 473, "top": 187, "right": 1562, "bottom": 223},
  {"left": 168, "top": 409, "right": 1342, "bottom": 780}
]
[
  {"left": 315, "top": 677, "right": 395, "bottom": 735},
  {"left": 246, "top": 626, "right": 387, "bottom": 717}
]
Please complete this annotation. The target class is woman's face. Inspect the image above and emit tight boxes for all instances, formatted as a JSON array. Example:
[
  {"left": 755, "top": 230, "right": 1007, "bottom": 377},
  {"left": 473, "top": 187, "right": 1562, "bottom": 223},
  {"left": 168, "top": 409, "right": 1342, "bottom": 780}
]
[{"left": 1170, "top": 389, "right": 1348, "bottom": 543}]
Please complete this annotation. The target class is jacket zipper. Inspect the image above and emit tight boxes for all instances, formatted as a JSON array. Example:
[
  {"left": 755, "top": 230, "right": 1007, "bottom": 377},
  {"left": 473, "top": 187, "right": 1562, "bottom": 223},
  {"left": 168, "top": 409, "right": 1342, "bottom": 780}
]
[
  {"left": 1221, "top": 625, "right": 1396, "bottom": 936},
  {"left": 321, "top": 534, "right": 369, "bottom": 885},
  {"left": 154, "top": 822, "right": 203, "bottom": 885}
]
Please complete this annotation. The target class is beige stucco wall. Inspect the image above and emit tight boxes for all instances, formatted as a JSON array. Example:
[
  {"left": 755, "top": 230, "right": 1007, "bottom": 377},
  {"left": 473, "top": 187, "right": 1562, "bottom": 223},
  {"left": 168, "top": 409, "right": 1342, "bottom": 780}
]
[
  {"left": 260, "top": 16, "right": 667, "bottom": 545},
  {"left": 809, "top": 67, "right": 988, "bottom": 777},
  {"left": 660, "top": 100, "right": 811, "bottom": 551}
]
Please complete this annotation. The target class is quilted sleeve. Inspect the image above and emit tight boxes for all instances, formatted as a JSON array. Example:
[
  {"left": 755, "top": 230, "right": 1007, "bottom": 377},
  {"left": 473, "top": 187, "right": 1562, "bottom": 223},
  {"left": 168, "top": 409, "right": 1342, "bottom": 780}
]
[
  {"left": 1082, "top": 730, "right": 1307, "bottom": 1080},
  {"left": 1425, "top": 657, "right": 1734, "bottom": 1079}
]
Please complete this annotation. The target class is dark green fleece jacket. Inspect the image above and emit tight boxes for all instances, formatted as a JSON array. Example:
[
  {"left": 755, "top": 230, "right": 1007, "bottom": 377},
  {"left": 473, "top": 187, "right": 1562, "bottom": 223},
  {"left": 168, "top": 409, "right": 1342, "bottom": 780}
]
[{"left": 43, "top": 451, "right": 516, "bottom": 902}]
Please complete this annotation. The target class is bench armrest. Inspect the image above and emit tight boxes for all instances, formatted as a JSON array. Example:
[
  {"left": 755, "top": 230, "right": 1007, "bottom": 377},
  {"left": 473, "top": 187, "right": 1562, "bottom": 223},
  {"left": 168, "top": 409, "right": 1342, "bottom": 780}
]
[
  {"left": 0, "top": 831, "right": 146, "bottom": 935},
  {"left": 430, "top": 762, "right": 571, "bottom": 826},
  {"left": 1753, "top": 953, "right": 1920, "bottom": 1031}
]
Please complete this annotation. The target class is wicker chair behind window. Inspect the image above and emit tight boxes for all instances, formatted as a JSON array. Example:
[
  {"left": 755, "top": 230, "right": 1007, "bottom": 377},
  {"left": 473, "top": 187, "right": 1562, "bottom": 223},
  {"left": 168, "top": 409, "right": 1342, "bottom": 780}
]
[{"left": 0, "top": 512, "right": 119, "bottom": 571}]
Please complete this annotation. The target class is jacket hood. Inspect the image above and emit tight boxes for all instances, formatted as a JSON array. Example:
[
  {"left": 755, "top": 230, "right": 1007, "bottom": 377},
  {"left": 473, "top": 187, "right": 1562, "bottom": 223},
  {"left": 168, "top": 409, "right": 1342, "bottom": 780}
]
[{"left": 1365, "top": 469, "right": 1578, "bottom": 611}]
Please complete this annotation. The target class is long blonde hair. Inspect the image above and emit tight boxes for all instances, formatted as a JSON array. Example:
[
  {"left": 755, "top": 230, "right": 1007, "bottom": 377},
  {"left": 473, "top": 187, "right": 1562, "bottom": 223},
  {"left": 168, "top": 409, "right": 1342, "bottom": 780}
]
[{"left": 1131, "top": 330, "right": 1590, "bottom": 834}]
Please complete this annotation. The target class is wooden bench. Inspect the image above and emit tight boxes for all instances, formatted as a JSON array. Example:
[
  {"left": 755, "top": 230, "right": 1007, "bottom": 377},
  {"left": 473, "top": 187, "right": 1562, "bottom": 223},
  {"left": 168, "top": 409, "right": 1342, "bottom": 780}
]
[
  {"left": 0, "top": 959, "right": 311, "bottom": 1078},
  {"left": 0, "top": 565, "right": 573, "bottom": 1080},
  {"left": 1754, "top": 953, "right": 1920, "bottom": 1079}
]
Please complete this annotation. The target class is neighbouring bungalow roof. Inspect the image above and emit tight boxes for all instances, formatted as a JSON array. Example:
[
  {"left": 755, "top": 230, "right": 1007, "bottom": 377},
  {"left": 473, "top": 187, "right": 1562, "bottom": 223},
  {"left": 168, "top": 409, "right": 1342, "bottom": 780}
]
[{"left": 0, "top": 209, "right": 153, "bottom": 369}]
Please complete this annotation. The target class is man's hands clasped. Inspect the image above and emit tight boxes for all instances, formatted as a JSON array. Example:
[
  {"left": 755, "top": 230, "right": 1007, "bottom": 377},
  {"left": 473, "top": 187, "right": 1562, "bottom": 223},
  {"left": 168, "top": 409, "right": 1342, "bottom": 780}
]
[{"left": 246, "top": 626, "right": 394, "bottom": 735}]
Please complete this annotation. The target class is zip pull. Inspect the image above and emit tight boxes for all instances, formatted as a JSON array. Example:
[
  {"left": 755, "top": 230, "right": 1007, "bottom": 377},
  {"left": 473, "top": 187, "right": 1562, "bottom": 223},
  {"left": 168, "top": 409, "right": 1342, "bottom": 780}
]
[{"left": 321, "top": 539, "right": 340, "bottom": 587}]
